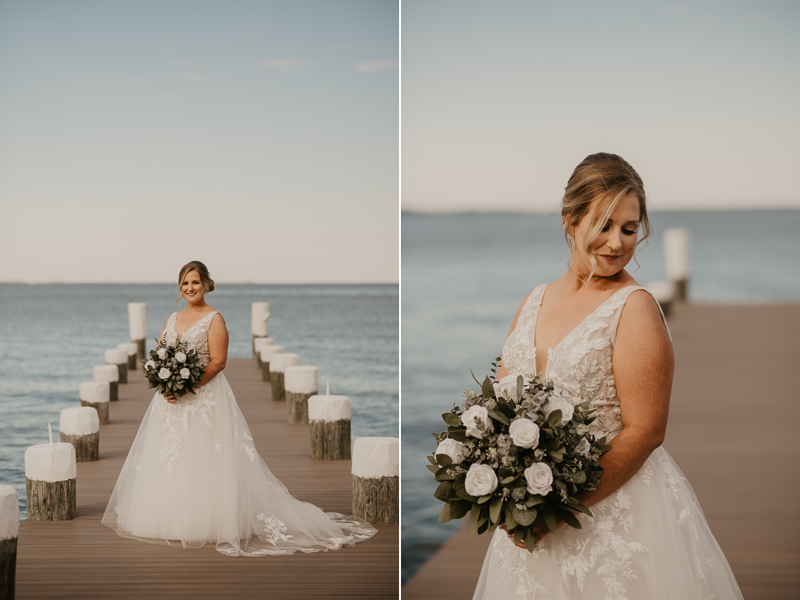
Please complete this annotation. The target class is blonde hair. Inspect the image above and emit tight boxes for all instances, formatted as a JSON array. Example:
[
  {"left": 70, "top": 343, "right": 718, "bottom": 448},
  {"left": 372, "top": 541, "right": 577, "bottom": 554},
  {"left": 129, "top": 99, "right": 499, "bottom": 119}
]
[
  {"left": 561, "top": 153, "right": 652, "bottom": 282},
  {"left": 177, "top": 261, "right": 215, "bottom": 304}
]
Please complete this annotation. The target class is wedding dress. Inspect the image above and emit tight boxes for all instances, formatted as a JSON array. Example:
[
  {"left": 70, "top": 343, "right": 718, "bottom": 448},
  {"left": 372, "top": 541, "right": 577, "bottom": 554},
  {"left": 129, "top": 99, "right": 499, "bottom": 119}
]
[
  {"left": 473, "top": 285, "right": 743, "bottom": 599},
  {"left": 102, "top": 310, "right": 377, "bottom": 556}
]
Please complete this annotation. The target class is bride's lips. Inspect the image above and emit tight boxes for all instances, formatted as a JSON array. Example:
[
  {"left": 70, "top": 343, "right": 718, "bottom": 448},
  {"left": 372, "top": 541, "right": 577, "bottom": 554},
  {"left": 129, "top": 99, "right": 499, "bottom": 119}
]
[{"left": 598, "top": 254, "right": 621, "bottom": 262}]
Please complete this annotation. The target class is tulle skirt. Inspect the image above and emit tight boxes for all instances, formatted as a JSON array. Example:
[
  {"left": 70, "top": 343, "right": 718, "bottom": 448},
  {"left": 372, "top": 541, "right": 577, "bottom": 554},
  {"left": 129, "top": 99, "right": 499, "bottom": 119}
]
[
  {"left": 473, "top": 446, "right": 743, "bottom": 599},
  {"left": 101, "top": 373, "right": 376, "bottom": 556}
]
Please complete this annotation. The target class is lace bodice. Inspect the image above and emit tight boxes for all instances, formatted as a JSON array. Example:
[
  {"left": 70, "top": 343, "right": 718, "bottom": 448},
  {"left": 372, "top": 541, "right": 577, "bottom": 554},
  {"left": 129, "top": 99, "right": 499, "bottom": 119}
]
[
  {"left": 502, "top": 284, "right": 667, "bottom": 441},
  {"left": 163, "top": 310, "right": 218, "bottom": 366}
]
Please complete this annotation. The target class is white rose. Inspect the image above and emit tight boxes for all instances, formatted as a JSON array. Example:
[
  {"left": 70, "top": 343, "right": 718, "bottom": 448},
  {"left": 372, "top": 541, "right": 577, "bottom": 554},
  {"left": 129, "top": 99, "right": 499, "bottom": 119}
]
[
  {"left": 175, "top": 352, "right": 187, "bottom": 363},
  {"left": 493, "top": 374, "right": 529, "bottom": 403},
  {"left": 508, "top": 418, "right": 540, "bottom": 449},
  {"left": 435, "top": 438, "right": 467, "bottom": 465},
  {"left": 464, "top": 463, "right": 498, "bottom": 497},
  {"left": 145, "top": 360, "right": 156, "bottom": 370},
  {"left": 462, "top": 405, "right": 494, "bottom": 438},
  {"left": 524, "top": 463, "right": 554, "bottom": 496},
  {"left": 157, "top": 348, "right": 167, "bottom": 359},
  {"left": 180, "top": 368, "right": 191, "bottom": 380},
  {"left": 158, "top": 368, "right": 171, "bottom": 380},
  {"left": 575, "top": 438, "right": 591, "bottom": 456},
  {"left": 543, "top": 396, "right": 574, "bottom": 426}
]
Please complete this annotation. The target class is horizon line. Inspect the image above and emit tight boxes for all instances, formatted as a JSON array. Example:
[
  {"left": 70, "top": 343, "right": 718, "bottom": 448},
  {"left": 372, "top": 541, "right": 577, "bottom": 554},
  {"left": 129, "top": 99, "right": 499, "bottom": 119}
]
[{"left": 401, "top": 204, "right": 800, "bottom": 216}]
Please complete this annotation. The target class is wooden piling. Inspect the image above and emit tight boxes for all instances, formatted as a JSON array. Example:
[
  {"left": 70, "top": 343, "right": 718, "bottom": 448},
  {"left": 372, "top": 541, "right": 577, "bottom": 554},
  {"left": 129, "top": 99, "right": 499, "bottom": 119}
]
[
  {"left": 351, "top": 437, "right": 399, "bottom": 525},
  {"left": 284, "top": 366, "right": 317, "bottom": 425},
  {"left": 269, "top": 353, "right": 299, "bottom": 403},
  {"left": 309, "top": 395, "right": 351, "bottom": 460},
  {"left": 24, "top": 443, "right": 77, "bottom": 522}
]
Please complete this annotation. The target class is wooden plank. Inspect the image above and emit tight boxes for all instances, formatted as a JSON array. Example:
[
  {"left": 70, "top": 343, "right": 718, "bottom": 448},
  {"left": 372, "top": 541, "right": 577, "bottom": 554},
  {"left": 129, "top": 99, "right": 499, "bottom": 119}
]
[
  {"left": 15, "top": 358, "right": 398, "bottom": 599},
  {"left": 403, "top": 303, "right": 800, "bottom": 600}
]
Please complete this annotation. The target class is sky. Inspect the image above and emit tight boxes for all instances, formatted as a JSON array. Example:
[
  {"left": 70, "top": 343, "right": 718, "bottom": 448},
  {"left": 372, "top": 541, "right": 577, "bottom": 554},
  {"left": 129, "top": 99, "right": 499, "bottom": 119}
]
[
  {"left": 0, "top": 0, "right": 398, "bottom": 283},
  {"left": 402, "top": 0, "right": 800, "bottom": 213}
]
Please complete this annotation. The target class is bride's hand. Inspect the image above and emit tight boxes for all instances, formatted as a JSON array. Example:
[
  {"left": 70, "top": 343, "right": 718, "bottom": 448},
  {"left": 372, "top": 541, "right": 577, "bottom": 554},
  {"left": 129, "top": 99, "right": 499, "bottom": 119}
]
[
  {"left": 163, "top": 391, "right": 180, "bottom": 404},
  {"left": 500, "top": 517, "right": 563, "bottom": 549}
]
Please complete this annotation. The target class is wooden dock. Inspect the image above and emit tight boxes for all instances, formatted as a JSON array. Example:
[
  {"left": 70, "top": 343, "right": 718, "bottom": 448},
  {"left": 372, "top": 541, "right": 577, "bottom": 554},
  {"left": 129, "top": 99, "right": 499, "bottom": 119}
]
[
  {"left": 403, "top": 303, "right": 800, "bottom": 600},
  {"left": 15, "top": 358, "right": 398, "bottom": 599}
]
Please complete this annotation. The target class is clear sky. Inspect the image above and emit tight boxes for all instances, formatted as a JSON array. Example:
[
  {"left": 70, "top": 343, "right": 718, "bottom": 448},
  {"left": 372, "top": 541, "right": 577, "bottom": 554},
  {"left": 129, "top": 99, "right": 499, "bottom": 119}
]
[
  {"left": 0, "top": 0, "right": 398, "bottom": 283},
  {"left": 402, "top": 0, "right": 800, "bottom": 213}
]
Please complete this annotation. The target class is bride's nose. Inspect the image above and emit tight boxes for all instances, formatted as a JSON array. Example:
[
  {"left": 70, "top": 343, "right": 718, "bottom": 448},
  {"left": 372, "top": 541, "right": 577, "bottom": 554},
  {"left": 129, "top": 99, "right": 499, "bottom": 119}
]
[{"left": 607, "top": 228, "right": 622, "bottom": 251}]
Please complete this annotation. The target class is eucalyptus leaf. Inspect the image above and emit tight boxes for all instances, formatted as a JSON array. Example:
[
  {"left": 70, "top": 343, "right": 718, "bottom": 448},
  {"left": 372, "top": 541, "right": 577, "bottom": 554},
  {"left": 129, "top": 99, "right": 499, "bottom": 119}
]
[
  {"left": 450, "top": 500, "right": 470, "bottom": 520},
  {"left": 481, "top": 376, "right": 495, "bottom": 399},
  {"left": 434, "top": 481, "right": 452, "bottom": 501},
  {"left": 469, "top": 505, "right": 480, "bottom": 539},
  {"left": 489, "top": 497, "right": 503, "bottom": 524},
  {"left": 442, "top": 413, "right": 462, "bottom": 428},
  {"left": 512, "top": 506, "right": 537, "bottom": 526},
  {"left": 547, "top": 409, "right": 563, "bottom": 427},
  {"left": 437, "top": 454, "right": 453, "bottom": 467},
  {"left": 555, "top": 506, "right": 583, "bottom": 530},
  {"left": 439, "top": 503, "right": 452, "bottom": 523},
  {"left": 488, "top": 409, "right": 510, "bottom": 426}
]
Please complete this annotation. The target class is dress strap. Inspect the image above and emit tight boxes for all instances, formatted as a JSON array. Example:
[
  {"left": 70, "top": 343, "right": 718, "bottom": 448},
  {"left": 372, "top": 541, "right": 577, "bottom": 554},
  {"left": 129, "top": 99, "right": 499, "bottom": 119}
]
[{"left": 609, "top": 286, "right": 672, "bottom": 345}]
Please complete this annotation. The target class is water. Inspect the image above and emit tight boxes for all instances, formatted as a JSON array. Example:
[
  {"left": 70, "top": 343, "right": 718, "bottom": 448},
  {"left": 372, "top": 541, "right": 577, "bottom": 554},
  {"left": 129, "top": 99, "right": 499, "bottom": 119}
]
[
  {"left": 401, "top": 209, "right": 800, "bottom": 584},
  {"left": 0, "top": 283, "right": 398, "bottom": 521}
]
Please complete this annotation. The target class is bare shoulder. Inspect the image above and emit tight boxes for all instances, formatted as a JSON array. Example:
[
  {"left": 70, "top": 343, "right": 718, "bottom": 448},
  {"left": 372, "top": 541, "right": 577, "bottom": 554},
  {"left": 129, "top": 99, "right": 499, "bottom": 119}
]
[{"left": 616, "top": 289, "right": 672, "bottom": 354}]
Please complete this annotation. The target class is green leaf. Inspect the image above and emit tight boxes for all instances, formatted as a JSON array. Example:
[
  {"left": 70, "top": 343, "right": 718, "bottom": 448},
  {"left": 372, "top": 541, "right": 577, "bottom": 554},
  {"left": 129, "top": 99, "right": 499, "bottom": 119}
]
[
  {"left": 555, "top": 506, "right": 582, "bottom": 530},
  {"left": 541, "top": 506, "right": 557, "bottom": 533},
  {"left": 437, "top": 453, "right": 453, "bottom": 467},
  {"left": 439, "top": 503, "right": 452, "bottom": 523},
  {"left": 500, "top": 475, "right": 518, "bottom": 485},
  {"left": 563, "top": 470, "right": 586, "bottom": 484},
  {"left": 504, "top": 504, "right": 518, "bottom": 531},
  {"left": 524, "top": 494, "right": 545, "bottom": 508},
  {"left": 481, "top": 376, "right": 494, "bottom": 399},
  {"left": 549, "top": 450, "right": 564, "bottom": 463},
  {"left": 447, "top": 427, "right": 468, "bottom": 442},
  {"left": 477, "top": 494, "right": 492, "bottom": 505},
  {"left": 489, "top": 497, "right": 503, "bottom": 525},
  {"left": 513, "top": 528, "right": 524, "bottom": 545},
  {"left": 516, "top": 375, "right": 524, "bottom": 402},
  {"left": 427, "top": 455, "right": 437, "bottom": 466},
  {"left": 434, "top": 481, "right": 452, "bottom": 501},
  {"left": 512, "top": 506, "right": 537, "bottom": 526},
  {"left": 547, "top": 409, "right": 563, "bottom": 427},
  {"left": 488, "top": 409, "right": 510, "bottom": 426},
  {"left": 523, "top": 528, "right": 537, "bottom": 553},
  {"left": 449, "top": 500, "right": 470, "bottom": 520},
  {"left": 470, "top": 369, "right": 482, "bottom": 387},
  {"left": 566, "top": 498, "right": 593, "bottom": 517},
  {"left": 469, "top": 505, "right": 481, "bottom": 539},
  {"left": 435, "top": 464, "right": 462, "bottom": 481},
  {"left": 442, "top": 413, "right": 461, "bottom": 428},
  {"left": 427, "top": 464, "right": 440, "bottom": 474}
]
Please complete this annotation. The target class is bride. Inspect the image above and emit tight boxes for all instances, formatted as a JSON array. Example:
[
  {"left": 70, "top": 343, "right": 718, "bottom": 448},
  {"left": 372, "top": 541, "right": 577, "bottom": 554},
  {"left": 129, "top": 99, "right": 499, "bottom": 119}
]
[
  {"left": 102, "top": 261, "right": 377, "bottom": 556},
  {"left": 473, "top": 154, "right": 743, "bottom": 598}
]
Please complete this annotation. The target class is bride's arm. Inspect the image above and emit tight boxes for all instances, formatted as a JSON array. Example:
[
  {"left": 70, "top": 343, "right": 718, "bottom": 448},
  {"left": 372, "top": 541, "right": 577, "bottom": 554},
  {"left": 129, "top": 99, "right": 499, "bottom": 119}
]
[
  {"left": 195, "top": 314, "right": 228, "bottom": 388},
  {"left": 526, "top": 290, "right": 673, "bottom": 546},
  {"left": 495, "top": 289, "right": 535, "bottom": 381}
]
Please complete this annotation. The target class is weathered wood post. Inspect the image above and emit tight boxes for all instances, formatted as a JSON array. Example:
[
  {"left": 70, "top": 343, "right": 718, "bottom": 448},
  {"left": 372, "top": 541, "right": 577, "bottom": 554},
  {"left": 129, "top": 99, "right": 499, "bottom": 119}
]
[
  {"left": 253, "top": 337, "right": 275, "bottom": 367},
  {"left": 105, "top": 349, "right": 128, "bottom": 384},
  {"left": 352, "top": 437, "right": 399, "bottom": 524},
  {"left": 259, "top": 345, "right": 285, "bottom": 383},
  {"left": 251, "top": 302, "right": 270, "bottom": 357},
  {"left": 59, "top": 407, "right": 100, "bottom": 462},
  {"left": 24, "top": 439, "right": 77, "bottom": 521},
  {"left": 646, "top": 280, "right": 676, "bottom": 317},
  {"left": 79, "top": 381, "right": 110, "bottom": 424},
  {"left": 284, "top": 366, "right": 318, "bottom": 424},
  {"left": 269, "top": 353, "right": 299, "bottom": 403},
  {"left": 128, "top": 302, "right": 147, "bottom": 361},
  {"left": 0, "top": 485, "right": 18, "bottom": 600},
  {"left": 309, "top": 395, "right": 351, "bottom": 460},
  {"left": 663, "top": 228, "right": 690, "bottom": 302},
  {"left": 117, "top": 342, "right": 138, "bottom": 370},
  {"left": 94, "top": 365, "right": 119, "bottom": 402}
]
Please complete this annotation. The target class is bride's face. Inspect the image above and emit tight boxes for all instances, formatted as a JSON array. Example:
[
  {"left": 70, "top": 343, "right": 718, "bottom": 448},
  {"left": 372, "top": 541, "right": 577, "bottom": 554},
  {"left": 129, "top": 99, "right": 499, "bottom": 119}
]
[
  {"left": 570, "top": 192, "right": 641, "bottom": 279},
  {"left": 181, "top": 270, "right": 206, "bottom": 305}
]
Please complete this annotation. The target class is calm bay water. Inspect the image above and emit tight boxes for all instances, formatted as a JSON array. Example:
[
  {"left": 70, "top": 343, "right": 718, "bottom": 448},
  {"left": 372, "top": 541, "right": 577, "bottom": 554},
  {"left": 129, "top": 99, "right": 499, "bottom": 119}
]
[
  {"left": 0, "top": 284, "right": 398, "bottom": 520},
  {"left": 401, "top": 209, "right": 800, "bottom": 584}
]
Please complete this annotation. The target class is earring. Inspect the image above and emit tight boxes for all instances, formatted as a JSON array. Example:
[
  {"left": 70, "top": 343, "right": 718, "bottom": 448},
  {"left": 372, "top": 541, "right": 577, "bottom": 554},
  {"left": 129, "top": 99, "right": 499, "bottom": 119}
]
[{"left": 567, "top": 234, "right": 574, "bottom": 250}]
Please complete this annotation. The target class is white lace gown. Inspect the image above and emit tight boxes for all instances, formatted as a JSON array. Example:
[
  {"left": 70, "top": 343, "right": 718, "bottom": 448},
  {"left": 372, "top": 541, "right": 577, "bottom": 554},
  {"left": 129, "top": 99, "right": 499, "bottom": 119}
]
[
  {"left": 473, "top": 285, "right": 743, "bottom": 599},
  {"left": 102, "top": 311, "right": 377, "bottom": 556}
]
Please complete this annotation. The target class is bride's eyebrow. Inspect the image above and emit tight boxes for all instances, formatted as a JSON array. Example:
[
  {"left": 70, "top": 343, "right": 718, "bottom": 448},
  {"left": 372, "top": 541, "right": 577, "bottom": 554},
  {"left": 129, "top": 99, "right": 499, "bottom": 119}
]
[{"left": 605, "top": 218, "right": 639, "bottom": 227}]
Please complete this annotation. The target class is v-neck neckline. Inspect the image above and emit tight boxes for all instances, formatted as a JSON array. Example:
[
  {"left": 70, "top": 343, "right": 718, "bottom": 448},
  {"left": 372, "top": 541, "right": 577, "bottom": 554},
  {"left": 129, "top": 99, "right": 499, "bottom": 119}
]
[
  {"left": 174, "top": 310, "right": 215, "bottom": 341},
  {"left": 531, "top": 284, "right": 637, "bottom": 377}
]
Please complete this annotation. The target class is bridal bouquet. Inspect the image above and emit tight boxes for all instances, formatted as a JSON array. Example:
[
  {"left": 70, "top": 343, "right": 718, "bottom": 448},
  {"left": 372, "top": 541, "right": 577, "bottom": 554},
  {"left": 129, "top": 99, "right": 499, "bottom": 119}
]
[
  {"left": 142, "top": 337, "right": 205, "bottom": 397},
  {"left": 429, "top": 364, "right": 611, "bottom": 551}
]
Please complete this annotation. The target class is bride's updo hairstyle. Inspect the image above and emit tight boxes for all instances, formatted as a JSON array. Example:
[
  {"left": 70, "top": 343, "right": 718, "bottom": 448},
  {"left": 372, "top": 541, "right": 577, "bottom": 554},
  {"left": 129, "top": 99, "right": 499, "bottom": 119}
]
[
  {"left": 177, "top": 260, "right": 215, "bottom": 304},
  {"left": 561, "top": 152, "right": 652, "bottom": 281}
]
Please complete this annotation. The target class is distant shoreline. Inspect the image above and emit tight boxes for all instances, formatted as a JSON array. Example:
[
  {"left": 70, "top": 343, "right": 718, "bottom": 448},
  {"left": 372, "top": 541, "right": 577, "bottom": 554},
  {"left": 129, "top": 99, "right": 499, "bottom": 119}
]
[{"left": 401, "top": 206, "right": 800, "bottom": 216}]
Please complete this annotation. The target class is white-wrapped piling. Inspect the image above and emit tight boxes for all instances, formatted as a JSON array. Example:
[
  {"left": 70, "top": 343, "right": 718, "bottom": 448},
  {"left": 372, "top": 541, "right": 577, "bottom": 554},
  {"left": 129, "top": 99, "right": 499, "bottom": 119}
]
[
  {"left": 105, "top": 348, "right": 129, "bottom": 384},
  {"left": 94, "top": 365, "right": 119, "bottom": 402},
  {"left": 79, "top": 381, "right": 110, "bottom": 424},
  {"left": 24, "top": 443, "right": 77, "bottom": 521},
  {"left": 284, "top": 366, "right": 318, "bottom": 424},
  {"left": 269, "top": 353, "right": 299, "bottom": 402},
  {"left": 128, "top": 302, "right": 147, "bottom": 360},
  {"left": 117, "top": 342, "right": 139, "bottom": 370},
  {"left": 352, "top": 437, "right": 399, "bottom": 524},
  {"left": 59, "top": 407, "right": 100, "bottom": 462},
  {"left": 259, "top": 345, "right": 285, "bottom": 383},
  {"left": 253, "top": 337, "right": 275, "bottom": 367},
  {"left": 251, "top": 302, "right": 270, "bottom": 356},
  {"left": 0, "top": 485, "right": 19, "bottom": 600},
  {"left": 309, "top": 395, "right": 351, "bottom": 460},
  {"left": 663, "top": 228, "right": 690, "bottom": 302}
]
